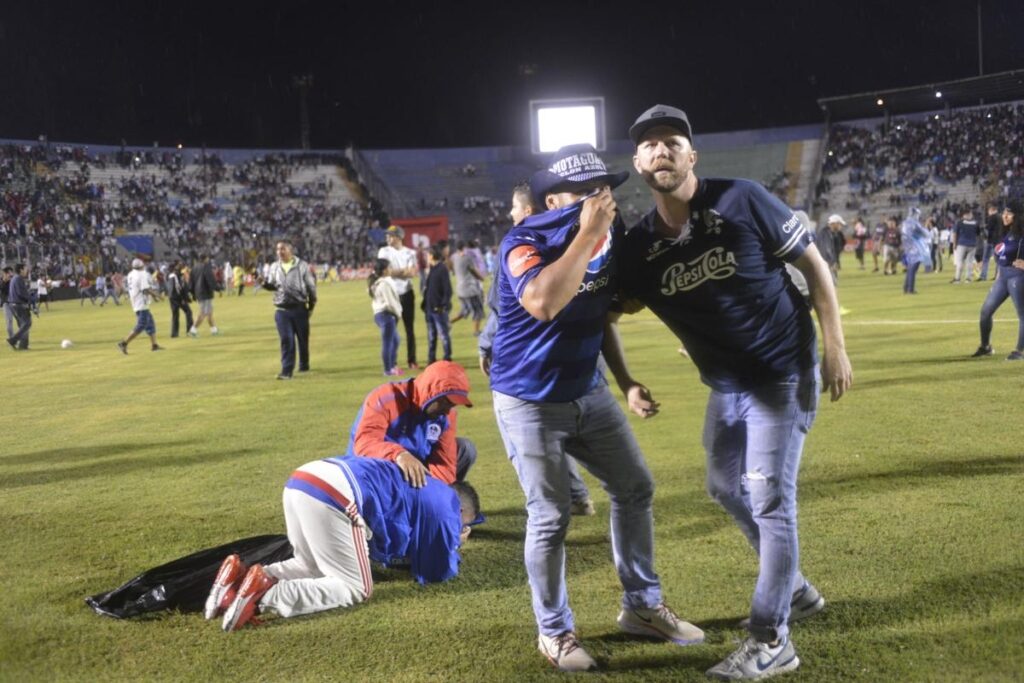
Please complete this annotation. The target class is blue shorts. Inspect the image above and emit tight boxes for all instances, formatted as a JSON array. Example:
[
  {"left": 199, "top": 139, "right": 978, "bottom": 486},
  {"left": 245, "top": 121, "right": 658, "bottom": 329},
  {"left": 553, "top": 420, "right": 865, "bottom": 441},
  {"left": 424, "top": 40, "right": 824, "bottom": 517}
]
[{"left": 133, "top": 310, "right": 156, "bottom": 335}]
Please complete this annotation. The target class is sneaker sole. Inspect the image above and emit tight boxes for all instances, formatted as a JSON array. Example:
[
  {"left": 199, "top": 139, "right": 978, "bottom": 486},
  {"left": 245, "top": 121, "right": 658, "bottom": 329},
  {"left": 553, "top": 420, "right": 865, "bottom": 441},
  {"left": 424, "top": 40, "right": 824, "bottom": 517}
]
[
  {"left": 222, "top": 593, "right": 258, "bottom": 632},
  {"left": 204, "top": 584, "right": 237, "bottom": 621},
  {"left": 789, "top": 595, "right": 825, "bottom": 621},
  {"left": 617, "top": 618, "right": 705, "bottom": 645}
]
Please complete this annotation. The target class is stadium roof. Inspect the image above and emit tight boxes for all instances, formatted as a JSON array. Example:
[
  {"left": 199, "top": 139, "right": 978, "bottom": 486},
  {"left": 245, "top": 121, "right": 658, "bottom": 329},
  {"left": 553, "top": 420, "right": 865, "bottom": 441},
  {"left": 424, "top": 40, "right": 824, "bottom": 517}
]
[{"left": 818, "top": 69, "right": 1024, "bottom": 121}]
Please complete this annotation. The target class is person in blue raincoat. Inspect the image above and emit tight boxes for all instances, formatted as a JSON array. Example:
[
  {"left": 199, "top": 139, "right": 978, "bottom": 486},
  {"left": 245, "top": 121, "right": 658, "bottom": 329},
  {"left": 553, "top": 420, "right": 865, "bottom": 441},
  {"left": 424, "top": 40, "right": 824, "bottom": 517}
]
[{"left": 901, "top": 207, "right": 932, "bottom": 294}]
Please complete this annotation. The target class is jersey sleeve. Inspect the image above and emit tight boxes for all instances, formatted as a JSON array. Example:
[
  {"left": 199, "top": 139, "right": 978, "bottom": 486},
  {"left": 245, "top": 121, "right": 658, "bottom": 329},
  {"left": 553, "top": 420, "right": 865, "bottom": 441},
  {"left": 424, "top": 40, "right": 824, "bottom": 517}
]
[
  {"left": 501, "top": 236, "right": 546, "bottom": 302},
  {"left": 745, "top": 182, "right": 810, "bottom": 263}
]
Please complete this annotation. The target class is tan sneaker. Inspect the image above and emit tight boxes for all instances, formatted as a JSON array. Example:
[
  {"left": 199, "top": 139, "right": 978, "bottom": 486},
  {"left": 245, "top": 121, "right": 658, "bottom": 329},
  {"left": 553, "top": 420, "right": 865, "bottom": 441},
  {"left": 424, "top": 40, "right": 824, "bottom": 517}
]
[
  {"left": 617, "top": 603, "right": 704, "bottom": 645},
  {"left": 537, "top": 631, "right": 597, "bottom": 672}
]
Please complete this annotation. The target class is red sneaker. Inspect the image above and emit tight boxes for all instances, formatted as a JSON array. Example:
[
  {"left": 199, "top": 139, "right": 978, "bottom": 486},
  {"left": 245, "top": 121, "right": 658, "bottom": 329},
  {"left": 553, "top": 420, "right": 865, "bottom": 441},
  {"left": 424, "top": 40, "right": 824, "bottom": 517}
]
[
  {"left": 221, "top": 564, "right": 277, "bottom": 632},
  {"left": 204, "top": 554, "right": 246, "bottom": 620}
]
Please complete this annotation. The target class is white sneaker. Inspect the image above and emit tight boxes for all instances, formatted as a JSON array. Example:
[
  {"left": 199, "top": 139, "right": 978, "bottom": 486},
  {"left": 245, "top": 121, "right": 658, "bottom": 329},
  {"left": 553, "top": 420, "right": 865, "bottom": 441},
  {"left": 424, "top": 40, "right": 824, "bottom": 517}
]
[
  {"left": 740, "top": 582, "right": 825, "bottom": 629},
  {"left": 618, "top": 603, "right": 704, "bottom": 645},
  {"left": 706, "top": 636, "right": 799, "bottom": 680},
  {"left": 537, "top": 631, "right": 597, "bottom": 672},
  {"left": 187, "top": 328, "right": 198, "bottom": 338},
  {"left": 210, "top": 326, "right": 219, "bottom": 335}
]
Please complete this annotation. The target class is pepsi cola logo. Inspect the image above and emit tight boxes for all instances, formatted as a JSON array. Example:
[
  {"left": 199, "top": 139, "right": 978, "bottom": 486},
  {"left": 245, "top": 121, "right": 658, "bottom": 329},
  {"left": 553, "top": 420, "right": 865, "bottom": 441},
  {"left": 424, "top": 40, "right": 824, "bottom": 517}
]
[{"left": 586, "top": 229, "right": 613, "bottom": 274}]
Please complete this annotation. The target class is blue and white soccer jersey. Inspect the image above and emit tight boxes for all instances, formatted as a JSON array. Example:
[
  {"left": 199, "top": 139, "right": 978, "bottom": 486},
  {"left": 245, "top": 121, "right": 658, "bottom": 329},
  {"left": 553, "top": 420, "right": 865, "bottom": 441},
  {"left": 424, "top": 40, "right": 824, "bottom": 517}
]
[
  {"left": 489, "top": 200, "right": 621, "bottom": 402},
  {"left": 619, "top": 178, "right": 817, "bottom": 391}
]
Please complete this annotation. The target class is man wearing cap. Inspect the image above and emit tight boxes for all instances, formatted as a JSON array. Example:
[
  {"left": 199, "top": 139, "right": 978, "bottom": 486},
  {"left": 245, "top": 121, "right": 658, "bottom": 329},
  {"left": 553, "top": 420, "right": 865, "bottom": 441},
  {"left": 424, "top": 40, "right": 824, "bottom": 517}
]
[
  {"left": 818, "top": 214, "right": 845, "bottom": 283},
  {"left": 619, "top": 105, "right": 852, "bottom": 680},
  {"left": 489, "top": 143, "right": 704, "bottom": 672},
  {"left": 378, "top": 225, "right": 420, "bottom": 369},
  {"left": 117, "top": 259, "right": 164, "bottom": 354}
]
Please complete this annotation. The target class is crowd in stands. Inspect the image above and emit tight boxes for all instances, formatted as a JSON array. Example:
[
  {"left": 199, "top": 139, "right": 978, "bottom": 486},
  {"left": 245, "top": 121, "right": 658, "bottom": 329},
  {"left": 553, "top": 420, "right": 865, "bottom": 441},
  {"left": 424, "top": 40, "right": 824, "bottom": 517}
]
[{"left": 0, "top": 142, "right": 389, "bottom": 279}]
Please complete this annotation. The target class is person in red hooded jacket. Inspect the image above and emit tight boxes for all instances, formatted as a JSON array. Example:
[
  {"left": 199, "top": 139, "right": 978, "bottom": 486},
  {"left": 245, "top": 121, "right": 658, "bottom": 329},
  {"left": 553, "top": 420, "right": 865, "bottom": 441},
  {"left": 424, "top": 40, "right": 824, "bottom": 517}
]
[{"left": 345, "top": 360, "right": 477, "bottom": 487}]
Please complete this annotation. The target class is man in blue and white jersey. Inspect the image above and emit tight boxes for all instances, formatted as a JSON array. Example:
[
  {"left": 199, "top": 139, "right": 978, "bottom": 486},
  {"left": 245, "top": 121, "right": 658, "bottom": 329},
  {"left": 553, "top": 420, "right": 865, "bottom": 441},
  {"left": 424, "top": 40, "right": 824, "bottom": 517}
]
[
  {"left": 489, "top": 144, "right": 704, "bottom": 672},
  {"left": 618, "top": 105, "right": 853, "bottom": 680}
]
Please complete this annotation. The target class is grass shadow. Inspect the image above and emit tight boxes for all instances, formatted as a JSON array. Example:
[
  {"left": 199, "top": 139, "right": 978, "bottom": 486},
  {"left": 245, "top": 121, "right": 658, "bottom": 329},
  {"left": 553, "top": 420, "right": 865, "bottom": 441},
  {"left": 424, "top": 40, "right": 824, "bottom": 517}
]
[{"left": 1, "top": 440, "right": 194, "bottom": 468}]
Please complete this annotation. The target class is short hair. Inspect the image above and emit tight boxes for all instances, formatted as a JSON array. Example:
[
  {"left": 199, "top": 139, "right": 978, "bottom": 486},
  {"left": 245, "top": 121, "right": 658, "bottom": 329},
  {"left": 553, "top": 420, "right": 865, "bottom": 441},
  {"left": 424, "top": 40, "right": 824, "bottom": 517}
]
[
  {"left": 14, "top": 263, "right": 25, "bottom": 273},
  {"left": 513, "top": 180, "right": 534, "bottom": 208},
  {"left": 429, "top": 244, "right": 446, "bottom": 262},
  {"left": 276, "top": 239, "right": 293, "bottom": 248},
  {"left": 452, "top": 481, "right": 481, "bottom": 522},
  {"left": 456, "top": 240, "right": 467, "bottom": 251},
  {"left": 2, "top": 267, "right": 12, "bottom": 274}
]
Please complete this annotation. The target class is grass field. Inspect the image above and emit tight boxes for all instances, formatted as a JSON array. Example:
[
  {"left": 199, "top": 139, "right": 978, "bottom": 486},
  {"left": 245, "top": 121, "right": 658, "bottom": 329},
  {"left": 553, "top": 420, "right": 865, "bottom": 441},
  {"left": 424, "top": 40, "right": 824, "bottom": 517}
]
[{"left": 1, "top": 264, "right": 1022, "bottom": 682}]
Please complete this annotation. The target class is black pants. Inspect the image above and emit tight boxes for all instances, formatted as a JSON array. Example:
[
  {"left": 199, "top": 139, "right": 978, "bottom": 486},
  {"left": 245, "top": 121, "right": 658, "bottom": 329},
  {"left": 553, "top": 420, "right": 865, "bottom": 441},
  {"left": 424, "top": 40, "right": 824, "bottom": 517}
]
[
  {"left": 170, "top": 299, "right": 194, "bottom": 337},
  {"left": 399, "top": 289, "right": 417, "bottom": 365},
  {"left": 275, "top": 306, "right": 310, "bottom": 376},
  {"left": 9, "top": 304, "right": 31, "bottom": 348}
]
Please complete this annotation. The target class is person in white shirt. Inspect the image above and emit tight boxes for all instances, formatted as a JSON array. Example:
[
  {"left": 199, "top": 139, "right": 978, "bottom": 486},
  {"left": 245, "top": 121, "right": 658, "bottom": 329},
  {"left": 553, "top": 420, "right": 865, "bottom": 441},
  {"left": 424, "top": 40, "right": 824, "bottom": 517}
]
[
  {"left": 117, "top": 259, "right": 164, "bottom": 354},
  {"left": 35, "top": 276, "right": 50, "bottom": 312},
  {"left": 377, "top": 225, "right": 419, "bottom": 369}
]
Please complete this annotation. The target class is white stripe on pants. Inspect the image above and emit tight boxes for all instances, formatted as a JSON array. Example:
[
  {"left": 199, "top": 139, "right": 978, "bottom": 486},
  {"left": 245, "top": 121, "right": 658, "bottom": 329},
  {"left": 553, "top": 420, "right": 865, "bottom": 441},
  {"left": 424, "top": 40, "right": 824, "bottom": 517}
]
[{"left": 260, "top": 472, "right": 373, "bottom": 618}]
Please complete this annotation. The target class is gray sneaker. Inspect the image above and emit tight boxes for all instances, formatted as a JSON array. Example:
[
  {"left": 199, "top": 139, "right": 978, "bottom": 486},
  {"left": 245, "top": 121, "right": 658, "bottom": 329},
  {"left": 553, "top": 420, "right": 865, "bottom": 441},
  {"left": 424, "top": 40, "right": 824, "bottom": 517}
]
[
  {"left": 706, "top": 636, "right": 800, "bottom": 680},
  {"left": 537, "top": 631, "right": 597, "bottom": 672},
  {"left": 740, "top": 582, "right": 825, "bottom": 628},
  {"left": 618, "top": 603, "right": 704, "bottom": 645}
]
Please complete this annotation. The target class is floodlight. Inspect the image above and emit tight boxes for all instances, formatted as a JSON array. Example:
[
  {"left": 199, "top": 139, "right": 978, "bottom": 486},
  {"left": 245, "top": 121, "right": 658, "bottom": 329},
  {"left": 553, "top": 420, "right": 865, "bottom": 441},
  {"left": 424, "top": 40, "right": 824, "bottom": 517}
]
[
  {"left": 876, "top": 98, "right": 884, "bottom": 106},
  {"left": 935, "top": 91, "right": 943, "bottom": 98},
  {"left": 530, "top": 97, "right": 606, "bottom": 155}
]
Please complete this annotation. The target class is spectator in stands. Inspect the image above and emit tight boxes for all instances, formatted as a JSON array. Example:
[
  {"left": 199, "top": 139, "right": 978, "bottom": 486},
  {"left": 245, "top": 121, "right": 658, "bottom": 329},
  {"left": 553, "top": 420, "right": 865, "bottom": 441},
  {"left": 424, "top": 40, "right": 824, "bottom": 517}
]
[
  {"left": 883, "top": 218, "right": 902, "bottom": 276},
  {"left": 189, "top": 253, "right": 220, "bottom": 336},
  {"left": 901, "top": 207, "right": 931, "bottom": 295},
  {"left": 167, "top": 261, "right": 194, "bottom": 338},
  {"left": 449, "top": 241, "right": 486, "bottom": 335},
  {"left": 378, "top": 226, "right": 419, "bottom": 370},
  {"left": 6, "top": 264, "right": 32, "bottom": 350},
  {"left": 972, "top": 201, "right": 1024, "bottom": 360},
  {"left": 980, "top": 203, "right": 1001, "bottom": 281},
  {"left": 422, "top": 244, "right": 453, "bottom": 365},
  {"left": 951, "top": 208, "right": 979, "bottom": 284}
]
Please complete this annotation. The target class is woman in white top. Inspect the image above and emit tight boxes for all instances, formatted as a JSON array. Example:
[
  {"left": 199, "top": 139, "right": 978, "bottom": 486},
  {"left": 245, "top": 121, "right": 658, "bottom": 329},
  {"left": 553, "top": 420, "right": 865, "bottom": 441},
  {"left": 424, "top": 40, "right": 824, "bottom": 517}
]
[{"left": 368, "top": 258, "right": 403, "bottom": 376}]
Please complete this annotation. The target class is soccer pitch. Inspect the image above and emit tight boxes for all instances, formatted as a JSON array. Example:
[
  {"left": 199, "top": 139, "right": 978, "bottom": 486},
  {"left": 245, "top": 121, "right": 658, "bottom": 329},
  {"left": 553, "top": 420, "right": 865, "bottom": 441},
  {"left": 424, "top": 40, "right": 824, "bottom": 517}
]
[{"left": 1, "top": 267, "right": 1022, "bottom": 682}]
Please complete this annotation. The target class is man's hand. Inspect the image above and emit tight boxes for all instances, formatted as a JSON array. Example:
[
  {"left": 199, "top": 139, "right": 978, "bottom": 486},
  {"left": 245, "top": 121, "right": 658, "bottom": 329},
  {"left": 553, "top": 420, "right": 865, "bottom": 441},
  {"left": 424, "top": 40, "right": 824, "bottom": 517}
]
[
  {"left": 579, "top": 188, "right": 616, "bottom": 239},
  {"left": 821, "top": 346, "right": 853, "bottom": 402},
  {"left": 395, "top": 451, "right": 428, "bottom": 488},
  {"left": 479, "top": 353, "right": 491, "bottom": 376},
  {"left": 459, "top": 525, "right": 472, "bottom": 545},
  {"left": 626, "top": 383, "right": 660, "bottom": 418}
]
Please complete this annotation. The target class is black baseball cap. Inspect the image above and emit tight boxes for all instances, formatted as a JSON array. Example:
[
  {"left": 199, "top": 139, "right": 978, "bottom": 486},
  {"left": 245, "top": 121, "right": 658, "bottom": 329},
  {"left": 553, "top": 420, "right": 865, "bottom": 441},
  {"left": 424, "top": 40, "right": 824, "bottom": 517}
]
[
  {"left": 629, "top": 104, "right": 693, "bottom": 145},
  {"left": 529, "top": 143, "right": 629, "bottom": 207}
]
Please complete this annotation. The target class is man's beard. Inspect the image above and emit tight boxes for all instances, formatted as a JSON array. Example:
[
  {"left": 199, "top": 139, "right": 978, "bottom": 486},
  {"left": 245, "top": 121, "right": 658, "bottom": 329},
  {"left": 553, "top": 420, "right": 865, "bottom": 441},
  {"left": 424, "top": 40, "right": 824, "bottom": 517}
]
[{"left": 642, "top": 167, "right": 686, "bottom": 194}]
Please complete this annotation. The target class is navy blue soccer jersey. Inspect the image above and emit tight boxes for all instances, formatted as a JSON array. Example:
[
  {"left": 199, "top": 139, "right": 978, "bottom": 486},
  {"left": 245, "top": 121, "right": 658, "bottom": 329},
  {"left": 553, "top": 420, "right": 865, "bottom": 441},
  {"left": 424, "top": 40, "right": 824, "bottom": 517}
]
[
  {"left": 619, "top": 178, "right": 817, "bottom": 392},
  {"left": 489, "top": 200, "right": 620, "bottom": 402}
]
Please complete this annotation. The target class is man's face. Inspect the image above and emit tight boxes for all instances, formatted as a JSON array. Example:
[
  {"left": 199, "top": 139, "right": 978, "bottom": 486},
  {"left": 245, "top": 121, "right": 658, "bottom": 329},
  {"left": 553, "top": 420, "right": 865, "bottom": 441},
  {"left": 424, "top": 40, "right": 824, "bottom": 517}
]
[
  {"left": 633, "top": 126, "right": 697, "bottom": 194},
  {"left": 544, "top": 181, "right": 607, "bottom": 210},
  {"left": 424, "top": 396, "right": 457, "bottom": 418},
  {"left": 276, "top": 242, "right": 293, "bottom": 262},
  {"left": 510, "top": 192, "right": 533, "bottom": 225},
  {"left": 829, "top": 221, "right": 842, "bottom": 232},
  {"left": 387, "top": 233, "right": 403, "bottom": 248}
]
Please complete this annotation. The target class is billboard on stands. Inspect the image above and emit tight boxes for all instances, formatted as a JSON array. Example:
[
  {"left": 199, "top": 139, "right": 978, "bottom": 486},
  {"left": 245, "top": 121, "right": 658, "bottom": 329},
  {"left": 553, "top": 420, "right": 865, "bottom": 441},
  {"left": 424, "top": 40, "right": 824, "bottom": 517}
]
[{"left": 390, "top": 215, "right": 450, "bottom": 250}]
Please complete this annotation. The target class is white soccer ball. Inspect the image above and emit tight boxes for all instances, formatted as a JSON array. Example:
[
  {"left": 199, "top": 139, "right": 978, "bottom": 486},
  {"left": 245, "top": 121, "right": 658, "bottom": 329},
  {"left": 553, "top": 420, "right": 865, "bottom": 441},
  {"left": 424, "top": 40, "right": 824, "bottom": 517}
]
[{"left": 61, "top": 339, "right": 73, "bottom": 349}]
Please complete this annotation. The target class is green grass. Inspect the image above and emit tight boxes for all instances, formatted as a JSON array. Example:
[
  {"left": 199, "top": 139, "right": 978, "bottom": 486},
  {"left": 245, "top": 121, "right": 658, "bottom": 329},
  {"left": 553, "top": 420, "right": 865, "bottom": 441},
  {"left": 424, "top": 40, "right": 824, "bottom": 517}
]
[{"left": 1, "top": 266, "right": 1022, "bottom": 682}]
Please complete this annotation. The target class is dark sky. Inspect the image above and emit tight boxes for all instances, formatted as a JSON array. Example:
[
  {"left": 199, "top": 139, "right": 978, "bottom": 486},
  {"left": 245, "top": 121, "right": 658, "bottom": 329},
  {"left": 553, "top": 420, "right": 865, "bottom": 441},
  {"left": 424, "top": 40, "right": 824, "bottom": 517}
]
[{"left": 3, "top": 0, "right": 1023, "bottom": 150}]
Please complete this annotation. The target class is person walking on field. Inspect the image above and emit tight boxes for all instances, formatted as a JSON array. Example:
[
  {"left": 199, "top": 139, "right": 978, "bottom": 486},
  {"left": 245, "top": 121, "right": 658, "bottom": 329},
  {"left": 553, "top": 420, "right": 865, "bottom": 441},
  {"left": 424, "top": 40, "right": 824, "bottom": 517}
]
[{"left": 117, "top": 259, "right": 164, "bottom": 354}]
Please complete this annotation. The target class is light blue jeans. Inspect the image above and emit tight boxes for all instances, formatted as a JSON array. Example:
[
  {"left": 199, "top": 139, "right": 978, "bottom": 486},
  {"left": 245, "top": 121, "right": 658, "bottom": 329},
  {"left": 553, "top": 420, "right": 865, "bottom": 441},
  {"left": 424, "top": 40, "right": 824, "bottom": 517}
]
[
  {"left": 493, "top": 383, "right": 662, "bottom": 636},
  {"left": 703, "top": 366, "right": 819, "bottom": 642}
]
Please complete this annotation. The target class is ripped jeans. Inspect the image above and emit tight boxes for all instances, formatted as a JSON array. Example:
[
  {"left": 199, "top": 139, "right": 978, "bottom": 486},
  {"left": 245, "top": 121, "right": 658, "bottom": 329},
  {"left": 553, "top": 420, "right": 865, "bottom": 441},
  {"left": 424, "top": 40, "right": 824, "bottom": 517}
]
[{"left": 703, "top": 366, "right": 819, "bottom": 643}]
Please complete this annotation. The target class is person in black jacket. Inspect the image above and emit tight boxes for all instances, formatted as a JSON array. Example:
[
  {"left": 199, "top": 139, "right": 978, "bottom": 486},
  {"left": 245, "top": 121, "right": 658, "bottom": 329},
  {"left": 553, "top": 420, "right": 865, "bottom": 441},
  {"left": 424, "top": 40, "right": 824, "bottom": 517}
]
[
  {"left": 167, "top": 261, "right": 194, "bottom": 338},
  {"left": 189, "top": 254, "right": 220, "bottom": 336},
  {"left": 422, "top": 243, "right": 453, "bottom": 364}
]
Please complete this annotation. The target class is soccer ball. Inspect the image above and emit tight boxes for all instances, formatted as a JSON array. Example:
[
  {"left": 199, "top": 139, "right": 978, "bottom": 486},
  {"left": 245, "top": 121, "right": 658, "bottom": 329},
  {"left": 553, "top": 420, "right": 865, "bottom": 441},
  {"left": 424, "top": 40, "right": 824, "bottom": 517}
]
[{"left": 61, "top": 339, "right": 73, "bottom": 349}]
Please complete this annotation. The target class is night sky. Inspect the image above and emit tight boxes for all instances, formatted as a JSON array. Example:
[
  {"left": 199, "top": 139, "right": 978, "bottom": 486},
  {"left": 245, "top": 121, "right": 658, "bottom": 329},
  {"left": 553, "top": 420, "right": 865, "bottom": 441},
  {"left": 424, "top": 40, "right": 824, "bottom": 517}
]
[{"left": 3, "top": 0, "right": 1023, "bottom": 150}]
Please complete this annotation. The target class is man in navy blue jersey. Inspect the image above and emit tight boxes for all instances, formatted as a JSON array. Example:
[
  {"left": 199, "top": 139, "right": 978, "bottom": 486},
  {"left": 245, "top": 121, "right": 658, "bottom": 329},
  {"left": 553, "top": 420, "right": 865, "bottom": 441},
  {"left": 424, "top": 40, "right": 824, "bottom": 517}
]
[
  {"left": 489, "top": 144, "right": 703, "bottom": 672},
  {"left": 617, "top": 105, "right": 853, "bottom": 680}
]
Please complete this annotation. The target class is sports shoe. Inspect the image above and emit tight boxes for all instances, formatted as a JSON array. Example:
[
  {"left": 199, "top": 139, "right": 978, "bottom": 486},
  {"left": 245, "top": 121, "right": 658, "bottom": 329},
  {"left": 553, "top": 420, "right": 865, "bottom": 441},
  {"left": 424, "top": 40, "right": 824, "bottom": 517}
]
[
  {"left": 276, "top": 373, "right": 292, "bottom": 380},
  {"left": 151, "top": 344, "right": 164, "bottom": 352},
  {"left": 407, "top": 362, "right": 420, "bottom": 370},
  {"left": 570, "top": 498, "right": 596, "bottom": 516},
  {"left": 6, "top": 338, "right": 16, "bottom": 351},
  {"left": 1007, "top": 350, "right": 1024, "bottom": 361},
  {"left": 537, "top": 631, "right": 597, "bottom": 672},
  {"left": 117, "top": 340, "right": 128, "bottom": 355},
  {"left": 222, "top": 564, "right": 276, "bottom": 632},
  {"left": 618, "top": 603, "right": 704, "bottom": 645},
  {"left": 204, "top": 554, "right": 247, "bottom": 620},
  {"left": 187, "top": 328, "right": 198, "bottom": 338},
  {"left": 740, "top": 582, "right": 825, "bottom": 628},
  {"left": 210, "top": 326, "right": 220, "bottom": 335},
  {"left": 706, "top": 636, "right": 799, "bottom": 680},
  {"left": 385, "top": 367, "right": 405, "bottom": 376},
  {"left": 971, "top": 345, "right": 994, "bottom": 357}
]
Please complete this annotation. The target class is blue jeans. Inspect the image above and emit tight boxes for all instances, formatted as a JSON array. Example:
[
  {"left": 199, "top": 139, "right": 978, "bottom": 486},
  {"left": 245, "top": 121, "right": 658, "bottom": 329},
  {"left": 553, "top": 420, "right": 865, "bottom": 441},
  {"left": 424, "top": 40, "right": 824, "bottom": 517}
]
[
  {"left": 903, "top": 261, "right": 921, "bottom": 293},
  {"left": 493, "top": 384, "right": 662, "bottom": 636},
  {"left": 275, "top": 306, "right": 310, "bottom": 376},
  {"left": 132, "top": 309, "right": 156, "bottom": 335},
  {"left": 425, "top": 310, "right": 451, "bottom": 363},
  {"left": 374, "top": 312, "right": 399, "bottom": 373},
  {"left": 979, "top": 243, "right": 996, "bottom": 280},
  {"left": 980, "top": 270, "right": 1024, "bottom": 351},
  {"left": 703, "top": 367, "right": 819, "bottom": 643}
]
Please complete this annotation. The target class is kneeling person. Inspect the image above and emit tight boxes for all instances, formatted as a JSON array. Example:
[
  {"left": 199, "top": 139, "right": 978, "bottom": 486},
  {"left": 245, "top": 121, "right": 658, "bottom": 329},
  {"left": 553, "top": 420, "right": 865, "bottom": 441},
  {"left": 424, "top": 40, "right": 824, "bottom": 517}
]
[{"left": 207, "top": 455, "right": 479, "bottom": 630}]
